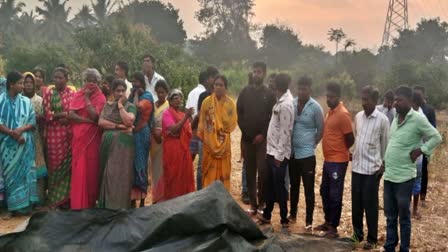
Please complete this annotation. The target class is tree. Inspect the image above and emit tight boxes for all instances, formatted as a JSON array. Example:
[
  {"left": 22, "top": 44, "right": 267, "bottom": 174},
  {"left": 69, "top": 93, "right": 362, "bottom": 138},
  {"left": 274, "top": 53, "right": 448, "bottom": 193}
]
[
  {"left": 0, "top": 0, "right": 25, "bottom": 30},
  {"left": 114, "top": 1, "right": 186, "bottom": 44},
  {"left": 71, "top": 5, "right": 96, "bottom": 28},
  {"left": 35, "top": 0, "right": 72, "bottom": 41},
  {"left": 14, "top": 11, "right": 40, "bottom": 43},
  {"left": 91, "top": 0, "right": 116, "bottom": 25},
  {"left": 327, "top": 28, "right": 346, "bottom": 62},
  {"left": 259, "top": 24, "right": 302, "bottom": 69},
  {"left": 343, "top": 38, "right": 356, "bottom": 52},
  {"left": 193, "top": 0, "right": 257, "bottom": 65}
]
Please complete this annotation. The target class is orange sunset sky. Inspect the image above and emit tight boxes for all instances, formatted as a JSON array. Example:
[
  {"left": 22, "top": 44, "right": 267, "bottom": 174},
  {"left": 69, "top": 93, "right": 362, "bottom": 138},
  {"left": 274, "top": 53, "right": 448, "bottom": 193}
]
[{"left": 25, "top": 0, "right": 448, "bottom": 52}]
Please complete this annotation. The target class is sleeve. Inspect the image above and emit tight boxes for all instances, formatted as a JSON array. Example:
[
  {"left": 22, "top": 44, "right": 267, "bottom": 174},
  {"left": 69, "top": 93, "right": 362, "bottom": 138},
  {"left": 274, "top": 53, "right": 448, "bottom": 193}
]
[
  {"left": 419, "top": 116, "right": 442, "bottom": 155},
  {"left": 262, "top": 91, "right": 277, "bottom": 137},
  {"left": 274, "top": 103, "right": 294, "bottom": 162},
  {"left": 314, "top": 104, "right": 325, "bottom": 144},
  {"left": 43, "top": 89, "right": 55, "bottom": 122},
  {"left": 428, "top": 107, "right": 437, "bottom": 128},
  {"left": 236, "top": 88, "right": 246, "bottom": 130},
  {"left": 380, "top": 117, "right": 390, "bottom": 160},
  {"left": 340, "top": 112, "right": 354, "bottom": 135}
]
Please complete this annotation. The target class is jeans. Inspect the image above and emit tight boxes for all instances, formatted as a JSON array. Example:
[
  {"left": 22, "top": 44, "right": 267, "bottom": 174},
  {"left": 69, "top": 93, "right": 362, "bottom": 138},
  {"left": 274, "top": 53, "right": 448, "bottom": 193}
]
[
  {"left": 242, "top": 160, "right": 248, "bottom": 194},
  {"left": 263, "top": 155, "right": 289, "bottom": 224},
  {"left": 320, "top": 161, "right": 348, "bottom": 228},
  {"left": 421, "top": 155, "right": 429, "bottom": 196},
  {"left": 243, "top": 140, "right": 267, "bottom": 210},
  {"left": 196, "top": 141, "right": 203, "bottom": 190},
  {"left": 383, "top": 179, "right": 415, "bottom": 252},
  {"left": 289, "top": 156, "right": 316, "bottom": 225},
  {"left": 352, "top": 172, "right": 380, "bottom": 243}
]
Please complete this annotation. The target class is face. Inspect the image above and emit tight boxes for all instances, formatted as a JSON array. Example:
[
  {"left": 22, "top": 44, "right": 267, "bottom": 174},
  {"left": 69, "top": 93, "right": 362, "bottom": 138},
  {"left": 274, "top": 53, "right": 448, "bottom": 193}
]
[
  {"left": 213, "top": 78, "right": 226, "bottom": 97},
  {"left": 114, "top": 65, "right": 125, "bottom": 79},
  {"left": 413, "top": 90, "right": 424, "bottom": 106},
  {"left": 53, "top": 71, "right": 67, "bottom": 89},
  {"left": 207, "top": 74, "right": 217, "bottom": 88},
  {"left": 34, "top": 71, "right": 44, "bottom": 87},
  {"left": 169, "top": 94, "right": 183, "bottom": 109},
  {"left": 10, "top": 78, "right": 24, "bottom": 94},
  {"left": 361, "top": 92, "right": 376, "bottom": 113},
  {"left": 85, "top": 75, "right": 99, "bottom": 87},
  {"left": 326, "top": 91, "right": 340, "bottom": 109},
  {"left": 132, "top": 78, "right": 143, "bottom": 89},
  {"left": 101, "top": 80, "right": 111, "bottom": 95},
  {"left": 23, "top": 76, "right": 35, "bottom": 95},
  {"left": 113, "top": 85, "right": 126, "bottom": 100},
  {"left": 155, "top": 87, "right": 168, "bottom": 102},
  {"left": 383, "top": 97, "right": 394, "bottom": 109},
  {"left": 143, "top": 57, "right": 154, "bottom": 73},
  {"left": 394, "top": 94, "right": 411, "bottom": 114},
  {"left": 297, "top": 85, "right": 311, "bottom": 101},
  {"left": 252, "top": 67, "right": 266, "bottom": 85}
]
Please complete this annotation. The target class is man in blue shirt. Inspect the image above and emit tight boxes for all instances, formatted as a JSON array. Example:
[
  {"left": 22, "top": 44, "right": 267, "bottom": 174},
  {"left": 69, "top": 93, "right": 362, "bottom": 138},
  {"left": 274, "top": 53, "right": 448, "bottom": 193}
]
[{"left": 288, "top": 76, "right": 324, "bottom": 230}]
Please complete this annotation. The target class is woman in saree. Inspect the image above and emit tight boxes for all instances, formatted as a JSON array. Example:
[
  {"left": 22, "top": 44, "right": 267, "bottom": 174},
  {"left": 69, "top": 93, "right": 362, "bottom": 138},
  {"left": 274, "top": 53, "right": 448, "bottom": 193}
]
[
  {"left": 43, "top": 67, "right": 75, "bottom": 209},
  {"left": 33, "top": 68, "right": 47, "bottom": 97},
  {"left": 160, "top": 89, "right": 195, "bottom": 202},
  {"left": 23, "top": 72, "right": 48, "bottom": 206},
  {"left": 68, "top": 68, "right": 106, "bottom": 210},
  {"left": 129, "top": 72, "right": 154, "bottom": 208},
  {"left": 0, "top": 71, "right": 38, "bottom": 217},
  {"left": 197, "top": 75, "right": 237, "bottom": 191},
  {"left": 150, "top": 80, "right": 170, "bottom": 203},
  {"left": 98, "top": 79, "right": 136, "bottom": 209}
]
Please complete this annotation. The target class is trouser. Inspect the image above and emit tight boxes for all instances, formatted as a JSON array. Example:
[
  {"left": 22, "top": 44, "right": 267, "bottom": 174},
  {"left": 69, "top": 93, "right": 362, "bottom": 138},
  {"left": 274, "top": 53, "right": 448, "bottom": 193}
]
[
  {"left": 289, "top": 155, "right": 316, "bottom": 225},
  {"left": 352, "top": 172, "right": 380, "bottom": 244},
  {"left": 421, "top": 155, "right": 429, "bottom": 197},
  {"left": 320, "top": 161, "right": 348, "bottom": 228},
  {"left": 262, "top": 155, "right": 289, "bottom": 224},
  {"left": 243, "top": 140, "right": 266, "bottom": 210},
  {"left": 242, "top": 160, "right": 248, "bottom": 194},
  {"left": 196, "top": 141, "right": 203, "bottom": 190},
  {"left": 383, "top": 179, "right": 414, "bottom": 252}
]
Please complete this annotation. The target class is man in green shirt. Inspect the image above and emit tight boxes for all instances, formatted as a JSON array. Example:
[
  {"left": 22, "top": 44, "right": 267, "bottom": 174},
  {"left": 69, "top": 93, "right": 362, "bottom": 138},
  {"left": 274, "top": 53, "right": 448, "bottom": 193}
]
[{"left": 383, "top": 86, "right": 442, "bottom": 252}]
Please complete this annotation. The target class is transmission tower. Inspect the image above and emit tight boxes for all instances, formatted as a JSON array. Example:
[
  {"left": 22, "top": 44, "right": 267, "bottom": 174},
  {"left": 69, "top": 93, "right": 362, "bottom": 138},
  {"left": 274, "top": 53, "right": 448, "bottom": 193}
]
[{"left": 381, "top": 0, "right": 409, "bottom": 47}]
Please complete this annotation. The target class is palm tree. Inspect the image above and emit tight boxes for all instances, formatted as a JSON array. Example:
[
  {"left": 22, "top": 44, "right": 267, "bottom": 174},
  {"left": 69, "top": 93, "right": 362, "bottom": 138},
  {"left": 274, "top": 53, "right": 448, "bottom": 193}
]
[
  {"left": 344, "top": 38, "right": 356, "bottom": 52},
  {"left": 327, "top": 28, "right": 346, "bottom": 63},
  {"left": 35, "top": 0, "right": 72, "bottom": 41},
  {"left": 71, "top": 5, "right": 96, "bottom": 28},
  {"left": 91, "top": 0, "right": 116, "bottom": 24},
  {"left": 15, "top": 10, "right": 40, "bottom": 42},
  {"left": 0, "top": 0, "right": 26, "bottom": 30}
]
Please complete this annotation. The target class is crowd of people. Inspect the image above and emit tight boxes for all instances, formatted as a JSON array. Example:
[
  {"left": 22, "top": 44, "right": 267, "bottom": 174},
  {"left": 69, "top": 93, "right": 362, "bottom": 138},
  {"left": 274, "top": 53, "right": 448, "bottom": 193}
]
[{"left": 0, "top": 57, "right": 443, "bottom": 251}]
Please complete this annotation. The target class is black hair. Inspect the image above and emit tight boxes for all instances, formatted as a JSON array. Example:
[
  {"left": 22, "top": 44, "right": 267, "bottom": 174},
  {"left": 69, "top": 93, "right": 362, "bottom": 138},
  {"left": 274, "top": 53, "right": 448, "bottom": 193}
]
[
  {"left": 53, "top": 67, "right": 69, "bottom": 80},
  {"left": 395, "top": 85, "right": 413, "bottom": 100},
  {"left": 143, "top": 53, "right": 155, "bottom": 64},
  {"left": 326, "top": 81, "right": 341, "bottom": 97},
  {"left": 131, "top": 71, "right": 146, "bottom": 88},
  {"left": 413, "top": 85, "right": 425, "bottom": 94},
  {"left": 6, "top": 71, "right": 23, "bottom": 90},
  {"left": 33, "top": 67, "right": 46, "bottom": 82},
  {"left": 214, "top": 75, "right": 229, "bottom": 89},
  {"left": 198, "top": 71, "right": 208, "bottom": 85},
  {"left": 155, "top": 79, "right": 169, "bottom": 93},
  {"left": 384, "top": 90, "right": 395, "bottom": 101},
  {"left": 111, "top": 79, "right": 127, "bottom": 91},
  {"left": 361, "top": 85, "right": 380, "bottom": 103},
  {"left": 297, "top": 75, "right": 312, "bottom": 87},
  {"left": 206, "top": 66, "right": 219, "bottom": 78},
  {"left": 116, "top": 61, "right": 129, "bottom": 77},
  {"left": 252, "top": 61, "right": 267, "bottom": 74},
  {"left": 274, "top": 73, "right": 291, "bottom": 93},
  {"left": 103, "top": 75, "right": 115, "bottom": 85}
]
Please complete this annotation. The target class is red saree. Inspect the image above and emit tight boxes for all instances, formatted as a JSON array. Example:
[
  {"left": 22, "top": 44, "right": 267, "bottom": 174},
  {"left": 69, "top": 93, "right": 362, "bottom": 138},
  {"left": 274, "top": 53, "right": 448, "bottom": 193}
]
[
  {"left": 69, "top": 84, "right": 106, "bottom": 209},
  {"left": 160, "top": 107, "right": 195, "bottom": 202}
]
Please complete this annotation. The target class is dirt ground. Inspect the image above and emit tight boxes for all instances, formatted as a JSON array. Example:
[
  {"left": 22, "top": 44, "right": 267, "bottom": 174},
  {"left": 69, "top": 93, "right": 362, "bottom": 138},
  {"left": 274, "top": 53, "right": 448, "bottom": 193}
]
[{"left": 1, "top": 111, "right": 448, "bottom": 252}]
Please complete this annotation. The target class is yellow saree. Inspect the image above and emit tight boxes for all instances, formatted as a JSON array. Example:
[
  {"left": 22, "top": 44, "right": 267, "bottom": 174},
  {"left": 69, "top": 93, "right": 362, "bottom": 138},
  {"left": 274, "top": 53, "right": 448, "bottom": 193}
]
[{"left": 197, "top": 94, "right": 237, "bottom": 190}]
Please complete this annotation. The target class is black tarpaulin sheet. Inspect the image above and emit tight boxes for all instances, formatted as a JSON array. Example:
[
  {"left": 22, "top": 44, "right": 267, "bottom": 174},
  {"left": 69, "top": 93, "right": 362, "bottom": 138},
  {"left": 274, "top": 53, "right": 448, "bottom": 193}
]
[{"left": 0, "top": 182, "right": 351, "bottom": 252}]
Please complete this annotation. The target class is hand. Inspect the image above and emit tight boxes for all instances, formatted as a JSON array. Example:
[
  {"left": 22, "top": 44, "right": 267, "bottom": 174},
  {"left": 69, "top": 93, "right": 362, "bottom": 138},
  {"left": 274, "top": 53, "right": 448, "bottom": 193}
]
[
  {"left": 410, "top": 148, "right": 423, "bottom": 162},
  {"left": 185, "top": 107, "right": 194, "bottom": 117},
  {"left": 274, "top": 159, "right": 281, "bottom": 168},
  {"left": 9, "top": 129, "right": 21, "bottom": 140},
  {"left": 252, "top": 134, "right": 264, "bottom": 145},
  {"left": 17, "top": 136, "right": 25, "bottom": 144},
  {"left": 84, "top": 88, "right": 93, "bottom": 98},
  {"left": 59, "top": 118, "right": 70, "bottom": 125},
  {"left": 116, "top": 124, "right": 127, "bottom": 130},
  {"left": 137, "top": 88, "right": 145, "bottom": 96},
  {"left": 376, "top": 164, "right": 385, "bottom": 179},
  {"left": 118, "top": 96, "right": 126, "bottom": 106}
]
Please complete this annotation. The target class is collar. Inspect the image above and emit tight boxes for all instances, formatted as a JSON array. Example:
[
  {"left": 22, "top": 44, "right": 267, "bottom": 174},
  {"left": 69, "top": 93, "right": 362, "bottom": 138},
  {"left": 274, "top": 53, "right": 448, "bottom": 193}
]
[
  {"left": 278, "top": 90, "right": 292, "bottom": 103},
  {"left": 364, "top": 108, "right": 379, "bottom": 118},
  {"left": 395, "top": 108, "right": 415, "bottom": 126}
]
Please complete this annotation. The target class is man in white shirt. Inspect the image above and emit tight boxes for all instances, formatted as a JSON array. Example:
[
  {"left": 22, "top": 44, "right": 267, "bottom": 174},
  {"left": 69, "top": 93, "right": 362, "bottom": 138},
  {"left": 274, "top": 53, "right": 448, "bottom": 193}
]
[
  {"left": 257, "top": 73, "right": 294, "bottom": 228},
  {"left": 376, "top": 90, "right": 396, "bottom": 125},
  {"left": 114, "top": 61, "right": 133, "bottom": 98},
  {"left": 143, "top": 54, "right": 165, "bottom": 102},
  {"left": 351, "top": 86, "right": 390, "bottom": 250}
]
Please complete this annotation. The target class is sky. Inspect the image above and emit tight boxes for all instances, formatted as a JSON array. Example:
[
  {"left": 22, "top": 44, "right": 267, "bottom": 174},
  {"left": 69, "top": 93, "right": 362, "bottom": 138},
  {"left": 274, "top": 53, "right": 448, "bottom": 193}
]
[{"left": 23, "top": 0, "right": 448, "bottom": 52}]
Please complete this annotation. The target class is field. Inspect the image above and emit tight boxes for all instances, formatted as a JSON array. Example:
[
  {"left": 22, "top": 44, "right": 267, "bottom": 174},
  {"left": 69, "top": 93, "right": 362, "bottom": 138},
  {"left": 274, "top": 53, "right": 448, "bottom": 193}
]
[{"left": 1, "top": 108, "right": 447, "bottom": 252}]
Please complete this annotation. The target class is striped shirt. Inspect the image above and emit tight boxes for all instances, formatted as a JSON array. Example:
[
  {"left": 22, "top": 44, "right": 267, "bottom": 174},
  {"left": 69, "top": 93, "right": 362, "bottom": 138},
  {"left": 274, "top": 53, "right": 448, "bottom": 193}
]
[
  {"left": 291, "top": 97, "right": 324, "bottom": 159},
  {"left": 352, "top": 109, "right": 390, "bottom": 175}
]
